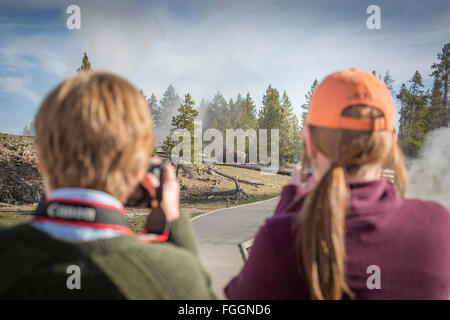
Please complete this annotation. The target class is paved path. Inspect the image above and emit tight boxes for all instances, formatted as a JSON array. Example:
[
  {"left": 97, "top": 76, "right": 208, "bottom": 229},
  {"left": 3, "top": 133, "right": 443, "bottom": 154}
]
[{"left": 192, "top": 197, "right": 280, "bottom": 299}]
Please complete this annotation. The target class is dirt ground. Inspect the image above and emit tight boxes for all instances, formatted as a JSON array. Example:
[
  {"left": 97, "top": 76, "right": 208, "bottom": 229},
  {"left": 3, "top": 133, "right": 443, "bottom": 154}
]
[{"left": 0, "top": 133, "right": 44, "bottom": 204}]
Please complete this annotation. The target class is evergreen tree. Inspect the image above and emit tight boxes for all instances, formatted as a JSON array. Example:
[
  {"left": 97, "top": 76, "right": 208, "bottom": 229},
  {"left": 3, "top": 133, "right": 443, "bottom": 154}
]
[
  {"left": 383, "top": 70, "right": 395, "bottom": 95},
  {"left": 398, "top": 71, "right": 429, "bottom": 157},
  {"left": 147, "top": 93, "right": 161, "bottom": 128},
  {"left": 291, "top": 116, "right": 302, "bottom": 161},
  {"left": 300, "top": 79, "right": 318, "bottom": 129},
  {"left": 77, "top": 52, "right": 92, "bottom": 72},
  {"left": 429, "top": 43, "right": 449, "bottom": 129},
  {"left": 198, "top": 98, "right": 209, "bottom": 121},
  {"left": 258, "top": 85, "right": 283, "bottom": 130},
  {"left": 397, "top": 83, "right": 409, "bottom": 141},
  {"left": 22, "top": 125, "right": 30, "bottom": 136},
  {"left": 236, "top": 93, "right": 258, "bottom": 130},
  {"left": 159, "top": 85, "right": 181, "bottom": 140},
  {"left": 231, "top": 92, "right": 258, "bottom": 161},
  {"left": 228, "top": 98, "right": 237, "bottom": 127},
  {"left": 22, "top": 121, "right": 35, "bottom": 136},
  {"left": 235, "top": 93, "right": 243, "bottom": 115},
  {"left": 258, "top": 85, "right": 284, "bottom": 163},
  {"left": 203, "top": 91, "right": 229, "bottom": 133},
  {"left": 228, "top": 94, "right": 243, "bottom": 128},
  {"left": 280, "top": 91, "right": 302, "bottom": 164},
  {"left": 162, "top": 93, "right": 199, "bottom": 162},
  {"left": 427, "top": 75, "right": 445, "bottom": 132},
  {"left": 371, "top": 70, "right": 383, "bottom": 79}
]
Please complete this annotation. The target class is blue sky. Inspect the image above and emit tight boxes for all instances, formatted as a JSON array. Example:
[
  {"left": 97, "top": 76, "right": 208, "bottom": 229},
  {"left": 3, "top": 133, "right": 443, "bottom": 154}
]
[{"left": 0, "top": 0, "right": 449, "bottom": 134}]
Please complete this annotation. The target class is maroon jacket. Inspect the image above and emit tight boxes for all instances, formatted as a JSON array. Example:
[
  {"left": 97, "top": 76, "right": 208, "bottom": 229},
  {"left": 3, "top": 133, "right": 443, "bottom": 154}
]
[{"left": 225, "top": 178, "right": 450, "bottom": 299}]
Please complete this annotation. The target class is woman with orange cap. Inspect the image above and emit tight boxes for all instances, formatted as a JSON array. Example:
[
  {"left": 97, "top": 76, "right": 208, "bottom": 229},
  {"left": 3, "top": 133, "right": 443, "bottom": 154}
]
[{"left": 225, "top": 69, "right": 450, "bottom": 300}]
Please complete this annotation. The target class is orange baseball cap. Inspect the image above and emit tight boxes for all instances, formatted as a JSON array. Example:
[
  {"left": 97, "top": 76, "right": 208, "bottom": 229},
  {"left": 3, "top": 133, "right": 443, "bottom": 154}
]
[{"left": 306, "top": 69, "right": 395, "bottom": 131}]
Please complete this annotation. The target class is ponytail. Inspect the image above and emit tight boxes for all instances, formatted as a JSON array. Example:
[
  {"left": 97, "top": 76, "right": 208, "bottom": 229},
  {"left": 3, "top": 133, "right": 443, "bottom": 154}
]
[
  {"left": 391, "top": 142, "right": 407, "bottom": 197},
  {"left": 296, "top": 163, "right": 353, "bottom": 300}
]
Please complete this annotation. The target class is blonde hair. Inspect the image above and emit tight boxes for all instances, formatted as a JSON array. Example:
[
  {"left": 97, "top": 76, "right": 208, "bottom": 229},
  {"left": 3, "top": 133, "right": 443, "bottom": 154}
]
[
  {"left": 295, "top": 105, "right": 407, "bottom": 300},
  {"left": 35, "top": 71, "right": 154, "bottom": 203}
]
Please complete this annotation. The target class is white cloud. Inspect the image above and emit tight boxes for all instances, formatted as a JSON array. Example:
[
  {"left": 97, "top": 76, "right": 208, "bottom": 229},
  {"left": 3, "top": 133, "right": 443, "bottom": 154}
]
[
  {"left": 0, "top": 34, "right": 75, "bottom": 79},
  {"left": 0, "top": 76, "right": 41, "bottom": 105}
]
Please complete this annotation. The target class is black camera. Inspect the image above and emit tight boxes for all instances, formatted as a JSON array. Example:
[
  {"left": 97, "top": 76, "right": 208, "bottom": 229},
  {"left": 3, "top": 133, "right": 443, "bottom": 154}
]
[{"left": 126, "top": 160, "right": 167, "bottom": 235}]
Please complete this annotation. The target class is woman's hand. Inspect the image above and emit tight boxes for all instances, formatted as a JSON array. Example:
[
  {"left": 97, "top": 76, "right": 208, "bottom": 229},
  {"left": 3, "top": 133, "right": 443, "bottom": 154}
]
[
  {"left": 140, "top": 157, "right": 180, "bottom": 222},
  {"left": 289, "top": 161, "right": 317, "bottom": 192},
  {"left": 289, "top": 162, "right": 303, "bottom": 186}
]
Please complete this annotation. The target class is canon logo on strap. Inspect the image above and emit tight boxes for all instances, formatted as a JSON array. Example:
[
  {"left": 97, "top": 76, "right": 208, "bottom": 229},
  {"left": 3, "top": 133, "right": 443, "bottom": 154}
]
[{"left": 47, "top": 203, "right": 96, "bottom": 222}]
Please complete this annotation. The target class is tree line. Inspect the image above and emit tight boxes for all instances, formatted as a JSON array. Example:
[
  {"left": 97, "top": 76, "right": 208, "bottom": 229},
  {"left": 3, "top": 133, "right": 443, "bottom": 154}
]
[
  {"left": 147, "top": 43, "right": 448, "bottom": 163},
  {"left": 146, "top": 84, "right": 305, "bottom": 165},
  {"left": 395, "top": 43, "right": 449, "bottom": 157},
  {"left": 23, "top": 44, "right": 449, "bottom": 162}
]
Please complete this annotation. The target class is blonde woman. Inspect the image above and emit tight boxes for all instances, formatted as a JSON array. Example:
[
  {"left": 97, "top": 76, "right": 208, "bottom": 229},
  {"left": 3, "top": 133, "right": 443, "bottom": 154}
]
[{"left": 0, "top": 72, "right": 214, "bottom": 299}]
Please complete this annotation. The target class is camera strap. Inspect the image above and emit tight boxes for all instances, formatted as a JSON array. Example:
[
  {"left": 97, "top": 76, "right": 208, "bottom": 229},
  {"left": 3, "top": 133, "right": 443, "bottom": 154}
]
[{"left": 32, "top": 198, "right": 168, "bottom": 243}]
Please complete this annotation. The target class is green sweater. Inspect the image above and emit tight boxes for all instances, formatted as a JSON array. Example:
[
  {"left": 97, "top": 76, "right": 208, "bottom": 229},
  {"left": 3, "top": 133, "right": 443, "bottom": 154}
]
[{"left": 0, "top": 214, "right": 216, "bottom": 299}]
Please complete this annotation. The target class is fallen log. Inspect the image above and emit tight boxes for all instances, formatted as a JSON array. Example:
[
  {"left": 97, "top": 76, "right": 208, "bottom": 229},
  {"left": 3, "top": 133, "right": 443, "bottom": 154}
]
[
  {"left": 207, "top": 165, "right": 264, "bottom": 186},
  {"left": 214, "top": 162, "right": 291, "bottom": 175},
  {"left": 200, "top": 168, "right": 249, "bottom": 202}
]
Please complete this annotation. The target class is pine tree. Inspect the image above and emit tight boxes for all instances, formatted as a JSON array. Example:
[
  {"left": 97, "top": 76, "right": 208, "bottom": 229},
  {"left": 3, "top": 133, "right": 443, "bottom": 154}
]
[
  {"left": 429, "top": 43, "right": 449, "bottom": 129},
  {"left": 427, "top": 75, "right": 445, "bottom": 132},
  {"left": 398, "top": 71, "right": 429, "bottom": 157},
  {"left": 203, "top": 91, "right": 229, "bottom": 133},
  {"left": 228, "top": 98, "right": 237, "bottom": 127},
  {"left": 147, "top": 93, "right": 161, "bottom": 128},
  {"left": 300, "top": 79, "right": 318, "bottom": 129},
  {"left": 371, "top": 70, "right": 383, "bottom": 79},
  {"left": 397, "top": 83, "right": 409, "bottom": 141},
  {"left": 236, "top": 92, "right": 257, "bottom": 130},
  {"left": 162, "top": 93, "right": 199, "bottom": 162},
  {"left": 22, "top": 125, "right": 30, "bottom": 136},
  {"left": 198, "top": 98, "right": 209, "bottom": 121},
  {"left": 235, "top": 93, "right": 243, "bottom": 116},
  {"left": 159, "top": 85, "right": 181, "bottom": 141},
  {"left": 280, "top": 91, "right": 302, "bottom": 164},
  {"left": 228, "top": 94, "right": 243, "bottom": 128},
  {"left": 383, "top": 70, "right": 395, "bottom": 96},
  {"left": 221, "top": 93, "right": 257, "bottom": 162},
  {"left": 258, "top": 85, "right": 283, "bottom": 130},
  {"left": 77, "top": 52, "right": 92, "bottom": 72},
  {"left": 22, "top": 121, "right": 35, "bottom": 136},
  {"left": 258, "top": 85, "right": 284, "bottom": 163}
]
